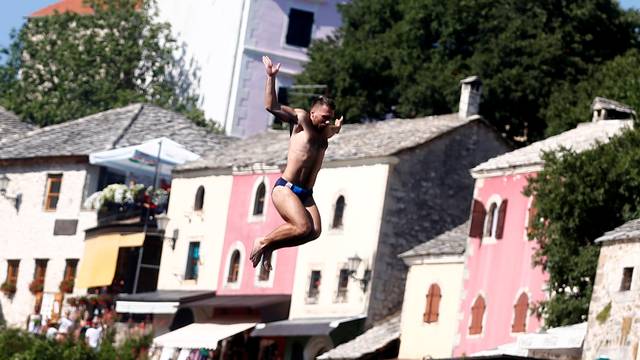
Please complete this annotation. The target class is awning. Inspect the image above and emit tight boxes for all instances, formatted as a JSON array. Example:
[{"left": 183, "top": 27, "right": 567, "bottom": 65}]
[
  {"left": 517, "top": 322, "right": 586, "bottom": 350},
  {"left": 89, "top": 137, "right": 200, "bottom": 177},
  {"left": 153, "top": 322, "right": 255, "bottom": 350},
  {"left": 75, "top": 232, "right": 145, "bottom": 289},
  {"left": 115, "top": 290, "right": 215, "bottom": 314},
  {"left": 318, "top": 314, "right": 401, "bottom": 359},
  {"left": 251, "top": 316, "right": 365, "bottom": 337},
  {"left": 186, "top": 294, "right": 290, "bottom": 309}
]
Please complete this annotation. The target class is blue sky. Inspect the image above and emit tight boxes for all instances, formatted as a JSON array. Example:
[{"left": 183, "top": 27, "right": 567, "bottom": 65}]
[{"left": 1, "top": 0, "right": 640, "bottom": 49}]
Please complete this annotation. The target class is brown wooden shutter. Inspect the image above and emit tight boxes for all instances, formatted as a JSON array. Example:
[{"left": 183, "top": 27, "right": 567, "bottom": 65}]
[
  {"left": 430, "top": 284, "right": 441, "bottom": 323},
  {"left": 512, "top": 293, "right": 528, "bottom": 333},
  {"left": 469, "top": 199, "right": 486, "bottom": 238},
  {"left": 469, "top": 296, "right": 486, "bottom": 335},
  {"left": 495, "top": 200, "right": 508, "bottom": 239}
]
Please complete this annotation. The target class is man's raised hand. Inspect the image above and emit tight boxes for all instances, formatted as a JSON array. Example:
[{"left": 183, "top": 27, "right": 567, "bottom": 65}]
[{"left": 263, "top": 56, "right": 280, "bottom": 77}]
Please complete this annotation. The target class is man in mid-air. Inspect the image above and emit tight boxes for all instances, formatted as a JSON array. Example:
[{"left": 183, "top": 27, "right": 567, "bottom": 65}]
[{"left": 250, "top": 56, "right": 343, "bottom": 270}]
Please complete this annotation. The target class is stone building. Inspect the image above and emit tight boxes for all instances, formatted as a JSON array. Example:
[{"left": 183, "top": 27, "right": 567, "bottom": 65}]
[
  {"left": 0, "top": 104, "right": 232, "bottom": 326},
  {"left": 156, "top": 76, "right": 510, "bottom": 358},
  {"left": 397, "top": 223, "right": 468, "bottom": 359},
  {"left": 583, "top": 218, "right": 640, "bottom": 360}
]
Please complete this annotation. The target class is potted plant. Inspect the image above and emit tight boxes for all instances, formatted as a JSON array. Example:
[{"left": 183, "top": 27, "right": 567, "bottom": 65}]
[
  {"left": 97, "top": 293, "right": 113, "bottom": 307},
  {"left": 59, "top": 279, "right": 74, "bottom": 294},
  {"left": 28, "top": 278, "right": 44, "bottom": 294},
  {"left": 66, "top": 297, "right": 78, "bottom": 307},
  {"left": 0, "top": 281, "right": 16, "bottom": 296}
]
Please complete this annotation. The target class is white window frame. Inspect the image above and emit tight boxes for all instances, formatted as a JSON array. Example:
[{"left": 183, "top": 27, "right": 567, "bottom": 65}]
[
  {"left": 222, "top": 242, "right": 246, "bottom": 289},
  {"left": 248, "top": 176, "right": 269, "bottom": 223}
]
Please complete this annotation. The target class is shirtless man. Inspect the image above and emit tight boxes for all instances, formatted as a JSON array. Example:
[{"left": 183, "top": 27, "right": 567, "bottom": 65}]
[{"left": 249, "top": 56, "right": 343, "bottom": 270}]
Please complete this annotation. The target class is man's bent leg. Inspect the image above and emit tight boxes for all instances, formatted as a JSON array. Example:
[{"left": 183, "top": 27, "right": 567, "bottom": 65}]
[
  {"left": 250, "top": 186, "right": 313, "bottom": 267},
  {"left": 261, "top": 199, "right": 321, "bottom": 270}
]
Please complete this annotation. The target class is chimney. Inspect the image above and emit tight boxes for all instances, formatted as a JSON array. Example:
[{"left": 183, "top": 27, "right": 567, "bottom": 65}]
[
  {"left": 591, "top": 97, "right": 636, "bottom": 122},
  {"left": 459, "top": 76, "right": 482, "bottom": 119}
]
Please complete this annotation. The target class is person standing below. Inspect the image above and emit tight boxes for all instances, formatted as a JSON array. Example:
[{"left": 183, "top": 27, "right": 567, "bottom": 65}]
[
  {"left": 85, "top": 318, "right": 103, "bottom": 349},
  {"left": 250, "top": 56, "right": 343, "bottom": 270}
]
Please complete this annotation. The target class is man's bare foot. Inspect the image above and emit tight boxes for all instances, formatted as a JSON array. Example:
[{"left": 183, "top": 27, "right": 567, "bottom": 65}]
[
  {"left": 261, "top": 250, "right": 273, "bottom": 272},
  {"left": 250, "top": 237, "right": 267, "bottom": 268}
]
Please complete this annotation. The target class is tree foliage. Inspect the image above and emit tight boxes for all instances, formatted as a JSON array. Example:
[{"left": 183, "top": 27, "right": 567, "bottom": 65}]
[
  {"left": 524, "top": 126, "right": 640, "bottom": 326},
  {"left": 296, "top": 0, "right": 639, "bottom": 143},
  {"left": 0, "top": 0, "right": 208, "bottom": 128},
  {"left": 544, "top": 49, "right": 640, "bottom": 136}
]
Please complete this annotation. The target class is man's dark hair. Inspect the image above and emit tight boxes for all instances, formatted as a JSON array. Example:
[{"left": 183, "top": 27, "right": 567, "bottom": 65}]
[{"left": 311, "top": 96, "right": 336, "bottom": 111}]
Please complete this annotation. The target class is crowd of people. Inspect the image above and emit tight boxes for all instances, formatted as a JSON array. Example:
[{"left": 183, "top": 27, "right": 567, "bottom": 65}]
[{"left": 26, "top": 306, "right": 113, "bottom": 349}]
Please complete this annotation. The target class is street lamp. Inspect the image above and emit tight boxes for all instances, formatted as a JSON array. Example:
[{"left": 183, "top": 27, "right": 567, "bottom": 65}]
[
  {"left": 155, "top": 213, "right": 179, "bottom": 250},
  {"left": 347, "top": 254, "right": 371, "bottom": 292},
  {"left": 0, "top": 174, "right": 21, "bottom": 211}
]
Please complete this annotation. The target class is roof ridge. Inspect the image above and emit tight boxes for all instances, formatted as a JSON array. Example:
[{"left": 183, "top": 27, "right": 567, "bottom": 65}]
[{"left": 110, "top": 104, "right": 145, "bottom": 149}]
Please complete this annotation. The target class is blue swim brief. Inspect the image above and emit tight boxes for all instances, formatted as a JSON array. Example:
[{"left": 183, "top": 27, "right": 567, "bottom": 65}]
[{"left": 274, "top": 177, "right": 313, "bottom": 203}]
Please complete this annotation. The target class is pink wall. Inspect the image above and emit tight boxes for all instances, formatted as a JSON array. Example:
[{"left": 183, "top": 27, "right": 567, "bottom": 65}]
[
  {"left": 454, "top": 173, "right": 548, "bottom": 356},
  {"left": 216, "top": 173, "right": 297, "bottom": 295}
]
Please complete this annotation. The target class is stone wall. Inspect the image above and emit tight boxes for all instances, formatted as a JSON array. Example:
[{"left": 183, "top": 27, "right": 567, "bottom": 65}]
[
  {"left": 367, "top": 121, "right": 510, "bottom": 325},
  {"left": 0, "top": 161, "right": 97, "bottom": 326},
  {"left": 583, "top": 239, "right": 640, "bottom": 360}
]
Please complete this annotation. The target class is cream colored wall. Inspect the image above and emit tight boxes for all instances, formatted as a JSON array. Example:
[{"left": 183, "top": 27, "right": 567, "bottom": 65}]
[
  {"left": 288, "top": 163, "right": 390, "bottom": 319},
  {"left": 0, "top": 163, "right": 98, "bottom": 326},
  {"left": 156, "top": 174, "right": 233, "bottom": 291},
  {"left": 398, "top": 257, "right": 464, "bottom": 359}
]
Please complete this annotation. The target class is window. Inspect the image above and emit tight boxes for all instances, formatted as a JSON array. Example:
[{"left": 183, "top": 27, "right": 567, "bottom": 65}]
[
  {"left": 253, "top": 183, "right": 266, "bottom": 216},
  {"left": 308, "top": 270, "right": 321, "bottom": 299},
  {"left": 258, "top": 261, "right": 271, "bottom": 282},
  {"left": 337, "top": 269, "right": 349, "bottom": 299},
  {"left": 332, "top": 196, "right": 346, "bottom": 229},
  {"left": 469, "top": 295, "right": 486, "bottom": 335},
  {"left": 423, "top": 283, "right": 442, "bottom": 323},
  {"left": 620, "top": 267, "right": 634, "bottom": 291},
  {"left": 227, "top": 250, "right": 241, "bottom": 283},
  {"left": 31, "top": 259, "right": 48, "bottom": 294},
  {"left": 512, "top": 293, "right": 529, "bottom": 333},
  {"left": 525, "top": 198, "right": 537, "bottom": 237},
  {"left": 285, "top": 8, "right": 314, "bottom": 47},
  {"left": 484, "top": 203, "right": 498, "bottom": 237},
  {"left": 44, "top": 174, "right": 62, "bottom": 210},
  {"left": 277, "top": 87, "right": 289, "bottom": 106},
  {"left": 5, "top": 260, "right": 19, "bottom": 285},
  {"left": 185, "top": 242, "right": 201, "bottom": 280},
  {"left": 61, "top": 259, "right": 78, "bottom": 293},
  {"left": 194, "top": 186, "right": 205, "bottom": 211}
]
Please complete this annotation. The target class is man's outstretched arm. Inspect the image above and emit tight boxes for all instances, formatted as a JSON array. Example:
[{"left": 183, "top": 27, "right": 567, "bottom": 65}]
[
  {"left": 324, "top": 116, "right": 343, "bottom": 139},
  {"left": 263, "top": 56, "right": 298, "bottom": 124}
]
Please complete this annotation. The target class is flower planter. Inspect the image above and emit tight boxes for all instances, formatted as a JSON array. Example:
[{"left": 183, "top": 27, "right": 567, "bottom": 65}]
[
  {"left": 59, "top": 279, "right": 74, "bottom": 294},
  {"left": 0, "top": 282, "right": 16, "bottom": 297},
  {"left": 28, "top": 279, "right": 44, "bottom": 294}
]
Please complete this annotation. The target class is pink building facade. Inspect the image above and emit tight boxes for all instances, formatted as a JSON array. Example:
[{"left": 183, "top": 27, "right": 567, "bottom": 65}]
[
  {"left": 454, "top": 112, "right": 634, "bottom": 356},
  {"left": 216, "top": 172, "right": 297, "bottom": 296},
  {"left": 453, "top": 173, "right": 547, "bottom": 356}
]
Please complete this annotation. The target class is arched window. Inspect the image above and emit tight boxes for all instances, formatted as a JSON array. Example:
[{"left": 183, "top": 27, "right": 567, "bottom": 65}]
[
  {"left": 512, "top": 292, "right": 529, "bottom": 333},
  {"left": 469, "top": 295, "right": 486, "bottom": 335},
  {"left": 484, "top": 203, "right": 498, "bottom": 237},
  {"left": 227, "top": 250, "right": 241, "bottom": 283},
  {"left": 194, "top": 186, "right": 205, "bottom": 211},
  {"left": 332, "top": 196, "right": 346, "bottom": 229},
  {"left": 253, "top": 183, "right": 266, "bottom": 215},
  {"left": 423, "top": 283, "right": 442, "bottom": 323}
]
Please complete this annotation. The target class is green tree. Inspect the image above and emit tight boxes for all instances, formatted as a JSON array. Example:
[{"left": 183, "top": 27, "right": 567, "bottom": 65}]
[
  {"left": 296, "top": 0, "right": 639, "bottom": 143},
  {"left": 544, "top": 49, "right": 640, "bottom": 136},
  {"left": 525, "top": 127, "right": 640, "bottom": 326},
  {"left": 0, "top": 0, "right": 208, "bottom": 128}
]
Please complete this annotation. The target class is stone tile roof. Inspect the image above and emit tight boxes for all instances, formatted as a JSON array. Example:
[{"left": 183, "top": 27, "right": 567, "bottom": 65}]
[
  {"left": 178, "top": 113, "right": 475, "bottom": 171},
  {"left": 399, "top": 222, "right": 468, "bottom": 258},
  {"left": 0, "top": 104, "right": 234, "bottom": 160},
  {"left": 595, "top": 218, "right": 640, "bottom": 243},
  {"left": 318, "top": 313, "right": 400, "bottom": 359},
  {"left": 472, "top": 120, "right": 632, "bottom": 175},
  {"left": 0, "top": 106, "right": 34, "bottom": 141}
]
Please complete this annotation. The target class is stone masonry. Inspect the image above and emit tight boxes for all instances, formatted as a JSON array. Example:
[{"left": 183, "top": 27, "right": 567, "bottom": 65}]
[{"left": 367, "top": 120, "right": 510, "bottom": 325}]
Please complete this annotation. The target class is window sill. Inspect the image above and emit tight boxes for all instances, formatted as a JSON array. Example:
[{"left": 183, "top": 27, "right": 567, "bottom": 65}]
[
  {"left": 247, "top": 214, "right": 266, "bottom": 223},
  {"left": 305, "top": 296, "right": 319, "bottom": 305},
  {"left": 480, "top": 236, "right": 498, "bottom": 245}
]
